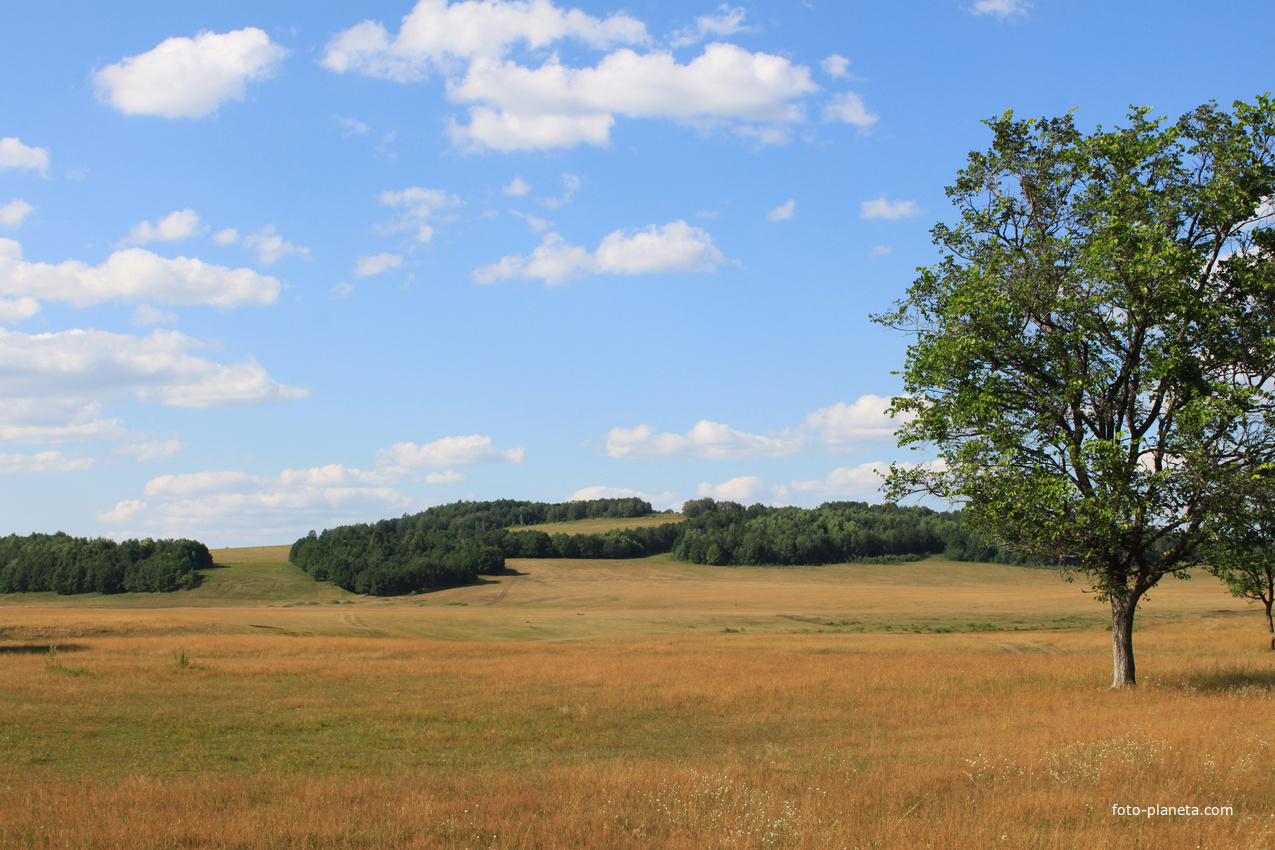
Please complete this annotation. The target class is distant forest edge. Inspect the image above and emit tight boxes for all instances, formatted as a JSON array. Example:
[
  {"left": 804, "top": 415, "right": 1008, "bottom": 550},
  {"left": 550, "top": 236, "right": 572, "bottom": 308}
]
[
  {"left": 0, "top": 533, "right": 214, "bottom": 595},
  {"left": 290, "top": 497, "right": 1014, "bottom": 596}
]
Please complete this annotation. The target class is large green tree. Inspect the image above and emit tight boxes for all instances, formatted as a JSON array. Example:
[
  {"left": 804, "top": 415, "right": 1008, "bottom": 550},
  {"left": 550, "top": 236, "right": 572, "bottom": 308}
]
[
  {"left": 874, "top": 97, "right": 1275, "bottom": 688},
  {"left": 1200, "top": 466, "right": 1275, "bottom": 650}
]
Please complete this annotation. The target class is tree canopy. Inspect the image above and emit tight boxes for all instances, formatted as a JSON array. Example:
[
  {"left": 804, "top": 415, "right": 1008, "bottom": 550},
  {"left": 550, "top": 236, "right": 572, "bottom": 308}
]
[{"left": 875, "top": 96, "right": 1275, "bottom": 688}]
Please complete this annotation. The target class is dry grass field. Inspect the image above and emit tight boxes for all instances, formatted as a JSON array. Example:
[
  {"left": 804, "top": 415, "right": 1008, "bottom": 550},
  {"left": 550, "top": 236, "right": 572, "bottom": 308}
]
[{"left": 1, "top": 546, "right": 1273, "bottom": 848}]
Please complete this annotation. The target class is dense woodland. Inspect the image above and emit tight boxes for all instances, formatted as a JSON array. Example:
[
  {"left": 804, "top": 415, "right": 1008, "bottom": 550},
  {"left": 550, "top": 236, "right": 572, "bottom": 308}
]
[
  {"left": 0, "top": 533, "right": 213, "bottom": 594},
  {"left": 290, "top": 497, "right": 1011, "bottom": 596}
]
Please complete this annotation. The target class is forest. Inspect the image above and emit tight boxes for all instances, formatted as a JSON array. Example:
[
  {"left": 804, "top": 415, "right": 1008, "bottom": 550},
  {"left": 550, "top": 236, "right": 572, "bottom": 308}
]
[
  {"left": 290, "top": 497, "right": 1011, "bottom": 595},
  {"left": 0, "top": 533, "right": 213, "bottom": 594}
]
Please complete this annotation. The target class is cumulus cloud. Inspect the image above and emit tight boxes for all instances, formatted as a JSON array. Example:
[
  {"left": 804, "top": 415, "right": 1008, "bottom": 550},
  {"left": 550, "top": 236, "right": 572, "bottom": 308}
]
[
  {"left": 0, "top": 400, "right": 130, "bottom": 445},
  {"left": 805, "top": 395, "right": 907, "bottom": 444},
  {"left": 354, "top": 252, "right": 404, "bottom": 277},
  {"left": 969, "top": 0, "right": 1031, "bottom": 18},
  {"left": 503, "top": 176, "right": 531, "bottom": 196},
  {"left": 0, "top": 450, "right": 92, "bottom": 475},
  {"left": 113, "top": 439, "right": 182, "bottom": 462},
  {"left": 790, "top": 462, "right": 890, "bottom": 500},
  {"left": 374, "top": 434, "right": 525, "bottom": 471},
  {"left": 333, "top": 114, "right": 370, "bottom": 137},
  {"left": 0, "top": 327, "right": 307, "bottom": 409},
  {"left": 321, "top": 0, "right": 650, "bottom": 80},
  {"left": 109, "top": 434, "right": 520, "bottom": 543},
  {"left": 473, "top": 220, "right": 725, "bottom": 285},
  {"left": 822, "top": 92, "right": 878, "bottom": 127},
  {"left": 130, "top": 305, "right": 178, "bottom": 326},
  {"left": 378, "top": 186, "right": 462, "bottom": 243},
  {"left": 323, "top": 2, "right": 827, "bottom": 151},
  {"left": 242, "top": 225, "right": 310, "bottom": 265},
  {"left": 0, "top": 138, "right": 50, "bottom": 175},
  {"left": 768, "top": 198, "right": 796, "bottom": 221},
  {"left": 0, "top": 200, "right": 33, "bottom": 227},
  {"left": 0, "top": 296, "right": 40, "bottom": 323},
  {"left": 213, "top": 228, "right": 240, "bottom": 245},
  {"left": 329, "top": 282, "right": 354, "bottom": 299},
  {"left": 860, "top": 196, "right": 920, "bottom": 220},
  {"left": 821, "top": 54, "right": 850, "bottom": 78},
  {"left": 94, "top": 28, "right": 288, "bottom": 118},
  {"left": 120, "top": 208, "right": 202, "bottom": 245},
  {"left": 669, "top": 5, "right": 752, "bottom": 48},
  {"left": 541, "top": 173, "right": 580, "bottom": 209},
  {"left": 606, "top": 420, "right": 803, "bottom": 460},
  {"left": 511, "top": 210, "right": 553, "bottom": 233},
  {"left": 697, "top": 475, "right": 765, "bottom": 502},
  {"left": 0, "top": 238, "right": 279, "bottom": 308}
]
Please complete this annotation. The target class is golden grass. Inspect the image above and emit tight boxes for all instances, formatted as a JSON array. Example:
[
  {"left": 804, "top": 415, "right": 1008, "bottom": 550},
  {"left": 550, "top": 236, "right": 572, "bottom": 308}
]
[
  {"left": 509, "top": 514, "right": 686, "bottom": 534},
  {"left": 1, "top": 549, "right": 1273, "bottom": 847}
]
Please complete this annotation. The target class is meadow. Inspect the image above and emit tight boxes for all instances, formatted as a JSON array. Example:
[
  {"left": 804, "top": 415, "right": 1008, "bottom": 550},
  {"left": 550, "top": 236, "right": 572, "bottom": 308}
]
[{"left": 1, "top": 545, "right": 1273, "bottom": 848}]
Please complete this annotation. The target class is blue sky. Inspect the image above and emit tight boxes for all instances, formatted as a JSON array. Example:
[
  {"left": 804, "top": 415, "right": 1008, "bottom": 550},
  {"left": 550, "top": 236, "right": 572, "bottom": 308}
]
[{"left": 1, "top": 0, "right": 1269, "bottom": 546}]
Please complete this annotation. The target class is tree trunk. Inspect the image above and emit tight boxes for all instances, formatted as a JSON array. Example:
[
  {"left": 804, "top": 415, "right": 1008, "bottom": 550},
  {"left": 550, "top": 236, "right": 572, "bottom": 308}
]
[
  {"left": 1266, "top": 601, "right": 1273, "bottom": 652},
  {"left": 1111, "top": 593, "right": 1141, "bottom": 689}
]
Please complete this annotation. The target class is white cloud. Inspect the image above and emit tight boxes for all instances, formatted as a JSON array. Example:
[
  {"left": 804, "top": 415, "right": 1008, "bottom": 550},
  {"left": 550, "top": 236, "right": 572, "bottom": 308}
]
[
  {"left": 503, "top": 176, "right": 531, "bottom": 196},
  {"left": 94, "top": 28, "right": 288, "bottom": 118},
  {"left": 790, "top": 462, "right": 890, "bottom": 500},
  {"left": 669, "top": 5, "right": 752, "bottom": 48},
  {"left": 606, "top": 420, "right": 804, "bottom": 460},
  {"left": 354, "top": 252, "right": 404, "bottom": 277},
  {"left": 98, "top": 499, "right": 147, "bottom": 523},
  {"left": 334, "top": 114, "right": 370, "bottom": 137},
  {"left": 130, "top": 305, "right": 178, "bottom": 326},
  {"left": 378, "top": 186, "right": 462, "bottom": 243},
  {"left": 0, "top": 200, "right": 33, "bottom": 227},
  {"left": 113, "top": 439, "right": 182, "bottom": 462},
  {"left": 969, "top": 0, "right": 1031, "bottom": 18},
  {"left": 425, "top": 469, "right": 467, "bottom": 484},
  {"left": 0, "top": 138, "right": 50, "bottom": 175},
  {"left": 0, "top": 327, "right": 307, "bottom": 409},
  {"left": 870, "top": 245, "right": 893, "bottom": 258},
  {"left": 321, "top": 0, "right": 651, "bottom": 80},
  {"left": 120, "top": 209, "right": 202, "bottom": 246},
  {"left": 0, "top": 238, "right": 280, "bottom": 308},
  {"left": 448, "top": 42, "right": 818, "bottom": 151},
  {"left": 568, "top": 485, "right": 680, "bottom": 509},
  {"left": 860, "top": 196, "right": 920, "bottom": 220},
  {"left": 805, "top": 395, "right": 907, "bottom": 444},
  {"left": 242, "top": 225, "right": 310, "bottom": 265},
  {"left": 323, "top": 3, "right": 822, "bottom": 151},
  {"left": 768, "top": 198, "right": 796, "bottom": 221},
  {"left": 374, "top": 434, "right": 525, "bottom": 470},
  {"left": 0, "top": 400, "right": 130, "bottom": 445},
  {"left": 0, "top": 450, "right": 92, "bottom": 475},
  {"left": 821, "top": 54, "right": 850, "bottom": 78},
  {"left": 822, "top": 92, "right": 878, "bottom": 128},
  {"left": 474, "top": 220, "right": 725, "bottom": 285},
  {"left": 697, "top": 475, "right": 765, "bottom": 502},
  {"left": 511, "top": 210, "right": 553, "bottom": 233},
  {"left": 213, "top": 228, "right": 239, "bottom": 245},
  {"left": 541, "top": 173, "right": 580, "bottom": 209},
  {"left": 0, "top": 296, "right": 40, "bottom": 323},
  {"left": 126, "top": 464, "right": 413, "bottom": 544},
  {"left": 329, "top": 282, "right": 354, "bottom": 299}
]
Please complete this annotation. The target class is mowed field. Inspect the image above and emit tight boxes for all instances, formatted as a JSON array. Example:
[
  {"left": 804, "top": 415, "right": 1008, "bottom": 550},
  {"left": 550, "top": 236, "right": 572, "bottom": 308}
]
[{"left": 1, "top": 546, "right": 1274, "bottom": 848}]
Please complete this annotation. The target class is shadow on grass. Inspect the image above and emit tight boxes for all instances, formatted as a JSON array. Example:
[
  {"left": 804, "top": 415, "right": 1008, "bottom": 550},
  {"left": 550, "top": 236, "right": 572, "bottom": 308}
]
[
  {"left": 1177, "top": 667, "right": 1275, "bottom": 693},
  {"left": 0, "top": 643, "right": 88, "bottom": 655}
]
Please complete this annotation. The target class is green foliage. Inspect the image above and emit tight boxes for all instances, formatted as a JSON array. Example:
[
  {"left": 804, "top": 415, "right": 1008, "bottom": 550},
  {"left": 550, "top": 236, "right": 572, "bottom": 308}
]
[
  {"left": 291, "top": 498, "right": 990, "bottom": 596},
  {"left": 0, "top": 533, "right": 211, "bottom": 595},
  {"left": 873, "top": 96, "right": 1275, "bottom": 685},
  {"left": 1200, "top": 467, "right": 1275, "bottom": 636}
]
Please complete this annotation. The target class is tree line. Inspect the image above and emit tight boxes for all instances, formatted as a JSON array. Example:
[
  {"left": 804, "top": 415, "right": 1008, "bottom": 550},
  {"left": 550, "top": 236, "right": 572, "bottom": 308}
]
[
  {"left": 0, "top": 533, "right": 213, "bottom": 594},
  {"left": 289, "top": 497, "right": 1005, "bottom": 596}
]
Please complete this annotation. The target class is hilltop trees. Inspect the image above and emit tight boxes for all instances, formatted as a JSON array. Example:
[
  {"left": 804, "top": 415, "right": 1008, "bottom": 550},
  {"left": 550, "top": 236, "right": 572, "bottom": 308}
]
[
  {"left": 875, "top": 97, "right": 1275, "bottom": 688},
  {"left": 0, "top": 533, "right": 212, "bottom": 594}
]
